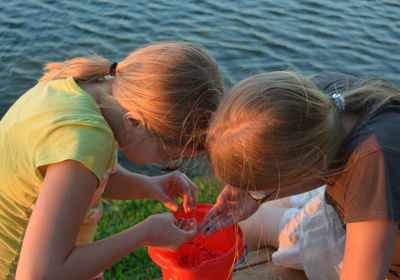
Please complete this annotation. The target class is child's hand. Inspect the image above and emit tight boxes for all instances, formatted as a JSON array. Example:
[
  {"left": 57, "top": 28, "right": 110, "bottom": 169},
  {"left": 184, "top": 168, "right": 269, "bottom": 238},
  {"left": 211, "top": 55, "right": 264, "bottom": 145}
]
[
  {"left": 148, "top": 172, "right": 198, "bottom": 213},
  {"left": 198, "top": 184, "right": 259, "bottom": 237},
  {"left": 144, "top": 213, "right": 197, "bottom": 251}
]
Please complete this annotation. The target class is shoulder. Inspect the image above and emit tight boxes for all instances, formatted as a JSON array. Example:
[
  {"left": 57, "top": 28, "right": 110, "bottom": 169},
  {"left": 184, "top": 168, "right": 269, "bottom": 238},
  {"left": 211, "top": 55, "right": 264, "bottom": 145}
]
[
  {"left": 27, "top": 79, "right": 117, "bottom": 182},
  {"left": 342, "top": 104, "right": 400, "bottom": 159},
  {"left": 327, "top": 139, "right": 400, "bottom": 223}
]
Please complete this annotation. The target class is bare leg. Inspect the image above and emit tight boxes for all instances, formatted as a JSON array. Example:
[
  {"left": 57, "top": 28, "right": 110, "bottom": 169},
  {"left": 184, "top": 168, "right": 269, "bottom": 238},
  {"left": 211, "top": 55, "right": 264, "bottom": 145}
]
[{"left": 239, "top": 205, "right": 287, "bottom": 251}]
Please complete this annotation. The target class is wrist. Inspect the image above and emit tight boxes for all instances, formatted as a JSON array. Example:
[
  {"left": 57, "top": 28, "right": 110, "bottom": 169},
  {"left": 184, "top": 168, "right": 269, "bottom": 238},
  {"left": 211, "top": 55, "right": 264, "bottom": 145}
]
[
  {"left": 145, "top": 176, "right": 159, "bottom": 199},
  {"left": 141, "top": 216, "right": 155, "bottom": 246},
  {"left": 136, "top": 174, "right": 155, "bottom": 199}
]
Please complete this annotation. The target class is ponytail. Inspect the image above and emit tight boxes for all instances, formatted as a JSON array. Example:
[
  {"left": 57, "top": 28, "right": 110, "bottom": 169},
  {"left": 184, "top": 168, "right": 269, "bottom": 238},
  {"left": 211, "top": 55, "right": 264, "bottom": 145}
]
[
  {"left": 344, "top": 78, "right": 400, "bottom": 117},
  {"left": 40, "top": 42, "right": 224, "bottom": 157},
  {"left": 39, "top": 54, "right": 112, "bottom": 82}
]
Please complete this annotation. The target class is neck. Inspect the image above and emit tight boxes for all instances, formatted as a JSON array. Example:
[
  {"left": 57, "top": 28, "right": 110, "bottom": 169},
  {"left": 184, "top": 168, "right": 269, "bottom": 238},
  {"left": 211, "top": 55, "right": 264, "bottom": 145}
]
[
  {"left": 314, "top": 112, "right": 360, "bottom": 177},
  {"left": 340, "top": 112, "right": 359, "bottom": 143},
  {"left": 325, "top": 112, "right": 359, "bottom": 172}
]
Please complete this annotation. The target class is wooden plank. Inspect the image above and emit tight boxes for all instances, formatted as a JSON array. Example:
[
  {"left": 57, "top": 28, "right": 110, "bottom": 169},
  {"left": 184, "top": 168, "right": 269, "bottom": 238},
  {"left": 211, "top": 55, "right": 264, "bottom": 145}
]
[
  {"left": 234, "top": 246, "right": 275, "bottom": 270},
  {"left": 233, "top": 246, "right": 307, "bottom": 279},
  {"left": 233, "top": 263, "right": 307, "bottom": 280},
  {"left": 155, "top": 264, "right": 307, "bottom": 280}
]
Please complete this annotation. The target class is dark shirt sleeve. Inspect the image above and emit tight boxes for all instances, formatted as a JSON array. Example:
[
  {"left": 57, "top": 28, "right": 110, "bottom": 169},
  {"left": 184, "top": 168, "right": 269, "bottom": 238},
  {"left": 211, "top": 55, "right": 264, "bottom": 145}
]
[{"left": 333, "top": 145, "right": 400, "bottom": 224}]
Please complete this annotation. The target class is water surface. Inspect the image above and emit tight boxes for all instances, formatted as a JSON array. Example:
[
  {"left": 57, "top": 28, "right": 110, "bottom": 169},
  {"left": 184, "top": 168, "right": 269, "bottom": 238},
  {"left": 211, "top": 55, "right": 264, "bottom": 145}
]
[{"left": 1, "top": 0, "right": 399, "bottom": 175}]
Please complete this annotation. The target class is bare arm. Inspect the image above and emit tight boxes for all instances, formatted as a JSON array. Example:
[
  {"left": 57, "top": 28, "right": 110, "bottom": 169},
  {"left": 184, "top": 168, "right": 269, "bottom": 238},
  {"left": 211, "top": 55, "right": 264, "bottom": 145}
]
[
  {"left": 101, "top": 163, "right": 152, "bottom": 200},
  {"left": 16, "top": 160, "right": 195, "bottom": 280},
  {"left": 341, "top": 220, "right": 398, "bottom": 280},
  {"left": 102, "top": 164, "right": 198, "bottom": 212}
]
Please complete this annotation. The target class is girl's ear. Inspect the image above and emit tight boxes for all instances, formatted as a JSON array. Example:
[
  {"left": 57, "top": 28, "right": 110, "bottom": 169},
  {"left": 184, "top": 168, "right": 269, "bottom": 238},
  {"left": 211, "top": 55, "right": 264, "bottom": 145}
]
[{"left": 123, "top": 111, "right": 147, "bottom": 129}]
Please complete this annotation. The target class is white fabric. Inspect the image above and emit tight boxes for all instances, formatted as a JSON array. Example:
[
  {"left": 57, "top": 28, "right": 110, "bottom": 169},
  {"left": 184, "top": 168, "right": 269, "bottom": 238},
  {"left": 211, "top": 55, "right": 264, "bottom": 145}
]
[{"left": 272, "top": 186, "right": 346, "bottom": 280}]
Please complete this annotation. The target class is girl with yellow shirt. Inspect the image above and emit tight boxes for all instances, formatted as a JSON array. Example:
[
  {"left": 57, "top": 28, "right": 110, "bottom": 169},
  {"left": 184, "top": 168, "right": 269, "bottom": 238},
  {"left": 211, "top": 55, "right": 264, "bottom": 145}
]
[{"left": 0, "top": 42, "right": 223, "bottom": 279}]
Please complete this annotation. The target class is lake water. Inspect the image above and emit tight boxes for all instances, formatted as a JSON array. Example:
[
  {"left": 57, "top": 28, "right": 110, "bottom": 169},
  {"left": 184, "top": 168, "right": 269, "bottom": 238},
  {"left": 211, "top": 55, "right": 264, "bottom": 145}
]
[{"left": 1, "top": 0, "right": 399, "bottom": 176}]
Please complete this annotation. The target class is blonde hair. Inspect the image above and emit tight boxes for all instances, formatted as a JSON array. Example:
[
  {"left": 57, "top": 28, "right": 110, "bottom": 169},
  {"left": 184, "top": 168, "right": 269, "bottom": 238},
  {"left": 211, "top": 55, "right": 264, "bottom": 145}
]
[
  {"left": 40, "top": 42, "right": 224, "bottom": 155},
  {"left": 206, "top": 71, "right": 400, "bottom": 190}
]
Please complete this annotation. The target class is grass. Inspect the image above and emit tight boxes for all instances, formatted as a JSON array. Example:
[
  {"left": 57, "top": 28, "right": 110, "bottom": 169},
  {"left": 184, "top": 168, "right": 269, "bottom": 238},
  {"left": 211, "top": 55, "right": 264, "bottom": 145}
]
[{"left": 95, "top": 177, "right": 223, "bottom": 280}]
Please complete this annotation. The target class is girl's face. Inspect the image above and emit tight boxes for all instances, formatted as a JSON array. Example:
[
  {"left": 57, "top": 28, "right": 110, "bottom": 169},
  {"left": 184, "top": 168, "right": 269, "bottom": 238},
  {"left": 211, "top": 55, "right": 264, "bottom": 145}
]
[
  {"left": 119, "top": 112, "right": 185, "bottom": 170},
  {"left": 120, "top": 131, "right": 161, "bottom": 164},
  {"left": 119, "top": 112, "right": 161, "bottom": 164},
  {"left": 120, "top": 130, "right": 184, "bottom": 171}
]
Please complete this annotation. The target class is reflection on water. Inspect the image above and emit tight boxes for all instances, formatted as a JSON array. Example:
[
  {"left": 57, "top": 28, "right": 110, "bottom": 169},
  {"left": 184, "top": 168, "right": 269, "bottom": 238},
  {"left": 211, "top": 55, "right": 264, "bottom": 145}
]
[{"left": 1, "top": 0, "right": 399, "bottom": 175}]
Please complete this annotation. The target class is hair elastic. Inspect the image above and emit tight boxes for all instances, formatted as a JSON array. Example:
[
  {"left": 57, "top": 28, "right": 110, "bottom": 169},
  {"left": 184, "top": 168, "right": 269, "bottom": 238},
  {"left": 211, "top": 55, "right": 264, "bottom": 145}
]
[
  {"left": 109, "top": 62, "right": 118, "bottom": 76},
  {"left": 331, "top": 92, "right": 346, "bottom": 112}
]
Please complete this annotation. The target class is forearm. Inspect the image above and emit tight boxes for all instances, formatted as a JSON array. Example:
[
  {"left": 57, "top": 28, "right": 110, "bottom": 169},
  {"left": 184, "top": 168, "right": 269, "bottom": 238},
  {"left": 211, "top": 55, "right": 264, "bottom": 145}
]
[
  {"left": 17, "top": 219, "right": 151, "bottom": 280},
  {"left": 102, "top": 164, "right": 153, "bottom": 200},
  {"left": 64, "top": 221, "right": 150, "bottom": 279}
]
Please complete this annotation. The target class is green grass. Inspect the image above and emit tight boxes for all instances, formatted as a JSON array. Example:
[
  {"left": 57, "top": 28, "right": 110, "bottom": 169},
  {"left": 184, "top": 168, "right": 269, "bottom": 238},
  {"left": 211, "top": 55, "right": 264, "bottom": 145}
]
[{"left": 95, "top": 177, "right": 223, "bottom": 280}]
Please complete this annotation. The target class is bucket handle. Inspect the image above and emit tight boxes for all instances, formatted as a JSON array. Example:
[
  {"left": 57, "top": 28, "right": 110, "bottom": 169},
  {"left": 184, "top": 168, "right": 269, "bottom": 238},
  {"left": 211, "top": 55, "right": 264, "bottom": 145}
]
[{"left": 233, "top": 241, "right": 249, "bottom": 268}]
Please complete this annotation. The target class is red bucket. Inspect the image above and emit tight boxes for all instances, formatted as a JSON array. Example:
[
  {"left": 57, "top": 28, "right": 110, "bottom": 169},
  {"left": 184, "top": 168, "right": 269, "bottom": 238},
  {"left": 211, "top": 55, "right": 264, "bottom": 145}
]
[{"left": 148, "top": 204, "right": 245, "bottom": 280}]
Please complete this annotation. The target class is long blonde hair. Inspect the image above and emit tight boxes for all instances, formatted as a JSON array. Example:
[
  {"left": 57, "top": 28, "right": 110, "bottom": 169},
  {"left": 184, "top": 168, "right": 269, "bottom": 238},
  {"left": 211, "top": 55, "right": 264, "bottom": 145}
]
[
  {"left": 40, "top": 42, "right": 224, "bottom": 155},
  {"left": 206, "top": 71, "right": 400, "bottom": 190}
]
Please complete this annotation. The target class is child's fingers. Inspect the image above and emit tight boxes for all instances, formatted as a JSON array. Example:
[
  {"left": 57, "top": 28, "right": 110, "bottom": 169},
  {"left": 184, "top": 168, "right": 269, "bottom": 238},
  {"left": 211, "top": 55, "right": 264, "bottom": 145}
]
[
  {"left": 199, "top": 219, "right": 216, "bottom": 236},
  {"left": 182, "top": 191, "right": 190, "bottom": 213},
  {"left": 181, "top": 178, "right": 197, "bottom": 213},
  {"left": 198, "top": 207, "right": 219, "bottom": 235},
  {"left": 199, "top": 221, "right": 216, "bottom": 237},
  {"left": 175, "top": 172, "right": 197, "bottom": 212},
  {"left": 176, "top": 217, "right": 197, "bottom": 231},
  {"left": 158, "top": 193, "right": 179, "bottom": 211},
  {"left": 185, "top": 217, "right": 197, "bottom": 231},
  {"left": 200, "top": 217, "right": 232, "bottom": 237},
  {"left": 183, "top": 175, "right": 198, "bottom": 211}
]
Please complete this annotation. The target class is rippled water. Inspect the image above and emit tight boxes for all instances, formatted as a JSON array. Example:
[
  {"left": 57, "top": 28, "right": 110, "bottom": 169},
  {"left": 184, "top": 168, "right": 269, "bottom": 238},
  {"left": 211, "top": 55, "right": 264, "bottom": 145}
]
[{"left": 1, "top": 0, "right": 399, "bottom": 175}]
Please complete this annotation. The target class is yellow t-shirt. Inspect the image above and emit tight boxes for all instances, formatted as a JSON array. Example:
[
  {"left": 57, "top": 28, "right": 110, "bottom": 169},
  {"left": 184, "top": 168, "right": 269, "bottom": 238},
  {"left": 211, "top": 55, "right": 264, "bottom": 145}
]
[{"left": 0, "top": 77, "right": 117, "bottom": 278}]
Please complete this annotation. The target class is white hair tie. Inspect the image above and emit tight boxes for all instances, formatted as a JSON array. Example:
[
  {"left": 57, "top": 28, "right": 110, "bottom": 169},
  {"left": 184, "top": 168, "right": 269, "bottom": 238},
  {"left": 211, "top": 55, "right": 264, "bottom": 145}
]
[{"left": 331, "top": 92, "right": 346, "bottom": 112}]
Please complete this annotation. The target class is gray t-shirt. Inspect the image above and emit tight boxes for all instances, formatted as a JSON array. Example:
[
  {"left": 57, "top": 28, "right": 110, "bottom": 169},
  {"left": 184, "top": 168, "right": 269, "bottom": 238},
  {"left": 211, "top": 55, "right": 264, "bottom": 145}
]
[
  {"left": 312, "top": 72, "right": 400, "bottom": 278},
  {"left": 312, "top": 72, "right": 400, "bottom": 224}
]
